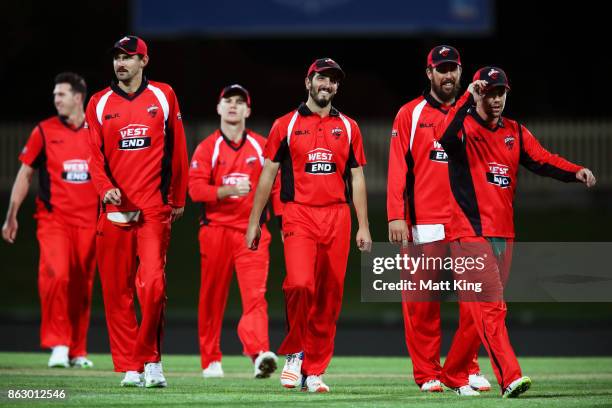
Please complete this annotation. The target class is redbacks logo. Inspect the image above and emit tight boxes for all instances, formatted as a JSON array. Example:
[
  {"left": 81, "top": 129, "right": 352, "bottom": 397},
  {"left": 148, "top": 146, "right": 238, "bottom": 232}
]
[
  {"left": 429, "top": 140, "right": 448, "bottom": 162},
  {"left": 331, "top": 127, "right": 343, "bottom": 139},
  {"left": 439, "top": 46, "right": 451, "bottom": 56},
  {"left": 486, "top": 162, "right": 511, "bottom": 188},
  {"left": 62, "top": 159, "right": 90, "bottom": 183},
  {"left": 504, "top": 135, "right": 515, "bottom": 150},
  {"left": 147, "top": 104, "right": 159, "bottom": 118},
  {"left": 246, "top": 156, "right": 258, "bottom": 166},
  {"left": 305, "top": 148, "right": 336, "bottom": 175},
  {"left": 118, "top": 124, "right": 151, "bottom": 150},
  {"left": 488, "top": 69, "right": 500, "bottom": 79},
  {"left": 119, "top": 36, "right": 130, "bottom": 45}
]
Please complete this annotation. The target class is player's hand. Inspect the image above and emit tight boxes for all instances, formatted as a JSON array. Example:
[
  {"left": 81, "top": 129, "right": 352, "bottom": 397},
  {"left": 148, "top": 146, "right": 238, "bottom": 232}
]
[
  {"left": 356, "top": 226, "right": 372, "bottom": 252},
  {"left": 245, "top": 223, "right": 261, "bottom": 250},
  {"left": 234, "top": 179, "right": 251, "bottom": 197},
  {"left": 171, "top": 206, "right": 184, "bottom": 222},
  {"left": 2, "top": 217, "right": 18, "bottom": 244},
  {"left": 388, "top": 219, "right": 410, "bottom": 247},
  {"left": 103, "top": 188, "right": 122, "bottom": 205},
  {"left": 467, "top": 80, "right": 488, "bottom": 102},
  {"left": 576, "top": 168, "right": 596, "bottom": 187}
]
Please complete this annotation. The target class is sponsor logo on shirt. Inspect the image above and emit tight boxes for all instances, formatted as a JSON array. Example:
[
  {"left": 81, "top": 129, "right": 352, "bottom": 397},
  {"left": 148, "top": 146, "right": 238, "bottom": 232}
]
[
  {"left": 429, "top": 140, "right": 448, "bottom": 162},
  {"left": 391, "top": 129, "right": 398, "bottom": 138},
  {"left": 294, "top": 129, "right": 310, "bottom": 136},
  {"left": 222, "top": 172, "right": 250, "bottom": 199},
  {"left": 486, "top": 162, "right": 511, "bottom": 188},
  {"left": 105, "top": 113, "right": 120, "bottom": 120},
  {"left": 419, "top": 122, "right": 434, "bottom": 128},
  {"left": 305, "top": 148, "right": 336, "bottom": 175},
  {"left": 504, "top": 135, "right": 515, "bottom": 150},
  {"left": 118, "top": 124, "right": 151, "bottom": 150},
  {"left": 61, "top": 159, "right": 91, "bottom": 183},
  {"left": 190, "top": 160, "right": 198, "bottom": 169}
]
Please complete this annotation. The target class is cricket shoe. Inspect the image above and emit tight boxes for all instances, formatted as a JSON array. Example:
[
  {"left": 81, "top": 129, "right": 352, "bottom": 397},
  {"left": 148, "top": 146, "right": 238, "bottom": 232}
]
[
  {"left": 120, "top": 371, "right": 143, "bottom": 387},
  {"left": 420, "top": 379, "right": 443, "bottom": 392},
  {"left": 305, "top": 375, "right": 330, "bottom": 393},
  {"left": 469, "top": 373, "right": 491, "bottom": 391},
  {"left": 48, "top": 345, "right": 69, "bottom": 368},
  {"left": 202, "top": 361, "right": 224, "bottom": 378},
  {"left": 452, "top": 385, "right": 480, "bottom": 396},
  {"left": 70, "top": 356, "right": 94, "bottom": 368},
  {"left": 503, "top": 376, "right": 531, "bottom": 398},
  {"left": 144, "top": 362, "right": 167, "bottom": 388},
  {"left": 254, "top": 351, "right": 278, "bottom": 379},
  {"left": 280, "top": 352, "right": 303, "bottom": 388}
]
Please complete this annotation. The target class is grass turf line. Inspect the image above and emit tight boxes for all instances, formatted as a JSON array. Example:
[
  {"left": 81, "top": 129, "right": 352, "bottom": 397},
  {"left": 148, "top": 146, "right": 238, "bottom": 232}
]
[{"left": 1, "top": 353, "right": 611, "bottom": 407}]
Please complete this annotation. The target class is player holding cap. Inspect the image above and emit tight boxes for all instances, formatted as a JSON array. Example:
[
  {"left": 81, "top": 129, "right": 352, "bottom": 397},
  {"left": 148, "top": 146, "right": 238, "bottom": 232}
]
[
  {"left": 246, "top": 58, "right": 372, "bottom": 393},
  {"left": 2, "top": 72, "right": 97, "bottom": 369},
  {"left": 437, "top": 66, "right": 596, "bottom": 398},
  {"left": 189, "top": 84, "right": 280, "bottom": 380},
  {"left": 387, "top": 45, "right": 490, "bottom": 395},
  {"left": 85, "top": 35, "right": 188, "bottom": 388}
]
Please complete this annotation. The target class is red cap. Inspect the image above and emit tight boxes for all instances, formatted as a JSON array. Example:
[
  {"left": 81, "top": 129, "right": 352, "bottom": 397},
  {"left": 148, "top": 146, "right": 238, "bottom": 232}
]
[
  {"left": 219, "top": 84, "right": 251, "bottom": 107},
  {"left": 112, "top": 35, "right": 148, "bottom": 57},
  {"left": 427, "top": 45, "right": 461, "bottom": 68},
  {"left": 472, "top": 66, "right": 511, "bottom": 91},
  {"left": 306, "top": 58, "right": 345, "bottom": 80}
]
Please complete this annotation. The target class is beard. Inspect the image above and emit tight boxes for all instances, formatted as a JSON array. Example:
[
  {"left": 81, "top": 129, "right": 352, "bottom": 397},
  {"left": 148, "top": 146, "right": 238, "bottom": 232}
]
[
  {"left": 309, "top": 86, "right": 335, "bottom": 108},
  {"left": 431, "top": 79, "right": 460, "bottom": 103}
]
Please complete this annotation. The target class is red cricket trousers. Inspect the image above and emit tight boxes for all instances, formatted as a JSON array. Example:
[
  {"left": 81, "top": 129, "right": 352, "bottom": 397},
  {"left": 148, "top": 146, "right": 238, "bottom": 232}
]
[
  {"left": 401, "top": 240, "right": 480, "bottom": 386},
  {"left": 442, "top": 237, "right": 521, "bottom": 391},
  {"left": 36, "top": 211, "right": 96, "bottom": 358},
  {"left": 277, "top": 203, "right": 351, "bottom": 375},
  {"left": 198, "top": 224, "right": 272, "bottom": 369},
  {"left": 96, "top": 207, "right": 171, "bottom": 372}
]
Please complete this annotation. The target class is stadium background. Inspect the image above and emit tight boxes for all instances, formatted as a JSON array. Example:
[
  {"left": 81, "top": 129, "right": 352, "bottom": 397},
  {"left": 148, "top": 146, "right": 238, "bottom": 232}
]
[{"left": 1, "top": 0, "right": 611, "bottom": 356}]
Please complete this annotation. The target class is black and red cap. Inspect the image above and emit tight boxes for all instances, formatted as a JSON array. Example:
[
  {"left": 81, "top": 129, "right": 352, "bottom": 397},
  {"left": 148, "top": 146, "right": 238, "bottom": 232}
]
[
  {"left": 219, "top": 84, "right": 251, "bottom": 107},
  {"left": 112, "top": 35, "right": 148, "bottom": 57},
  {"left": 473, "top": 66, "right": 511, "bottom": 91},
  {"left": 427, "top": 45, "right": 461, "bottom": 68},
  {"left": 307, "top": 58, "right": 345, "bottom": 80}
]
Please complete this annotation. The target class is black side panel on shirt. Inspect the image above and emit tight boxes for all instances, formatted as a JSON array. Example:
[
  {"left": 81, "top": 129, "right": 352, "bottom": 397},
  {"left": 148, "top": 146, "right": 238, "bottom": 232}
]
[
  {"left": 518, "top": 123, "right": 577, "bottom": 182},
  {"left": 274, "top": 138, "right": 295, "bottom": 202},
  {"left": 160, "top": 120, "right": 173, "bottom": 204},
  {"left": 33, "top": 125, "right": 52, "bottom": 211},
  {"left": 404, "top": 149, "right": 416, "bottom": 223},
  {"left": 448, "top": 127, "right": 482, "bottom": 236},
  {"left": 200, "top": 203, "right": 209, "bottom": 226},
  {"left": 343, "top": 145, "right": 359, "bottom": 203}
]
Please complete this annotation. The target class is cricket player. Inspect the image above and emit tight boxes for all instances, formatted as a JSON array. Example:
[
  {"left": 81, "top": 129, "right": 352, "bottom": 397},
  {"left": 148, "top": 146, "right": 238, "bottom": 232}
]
[
  {"left": 189, "top": 84, "right": 279, "bottom": 379},
  {"left": 387, "top": 45, "right": 489, "bottom": 394},
  {"left": 246, "top": 58, "right": 372, "bottom": 393},
  {"left": 436, "top": 67, "right": 596, "bottom": 398},
  {"left": 2, "top": 72, "right": 97, "bottom": 369},
  {"left": 85, "top": 35, "right": 188, "bottom": 388}
]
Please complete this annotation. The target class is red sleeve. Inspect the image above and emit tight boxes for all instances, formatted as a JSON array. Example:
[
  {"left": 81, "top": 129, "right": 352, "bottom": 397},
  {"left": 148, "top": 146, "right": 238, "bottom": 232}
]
[
  {"left": 85, "top": 95, "right": 116, "bottom": 198},
  {"left": 263, "top": 119, "right": 286, "bottom": 162},
  {"left": 519, "top": 124, "right": 582, "bottom": 182},
  {"left": 19, "top": 125, "right": 44, "bottom": 167},
  {"left": 349, "top": 119, "right": 366, "bottom": 166},
  {"left": 188, "top": 140, "right": 219, "bottom": 203},
  {"left": 167, "top": 89, "right": 189, "bottom": 207},
  {"left": 435, "top": 91, "right": 474, "bottom": 158},
  {"left": 386, "top": 107, "right": 410, "bottom": 222}
]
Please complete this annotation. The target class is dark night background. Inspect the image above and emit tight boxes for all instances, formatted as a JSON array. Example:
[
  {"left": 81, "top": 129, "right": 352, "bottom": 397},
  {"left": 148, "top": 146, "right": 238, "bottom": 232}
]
[{"left": 3, "top": 1, "right": 610, "bottom": 122}]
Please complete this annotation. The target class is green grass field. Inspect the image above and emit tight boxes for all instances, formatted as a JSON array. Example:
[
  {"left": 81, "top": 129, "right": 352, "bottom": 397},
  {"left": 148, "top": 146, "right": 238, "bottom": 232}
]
[{"left": 1, "top": 353, "right": 611, "bottom": 407}]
